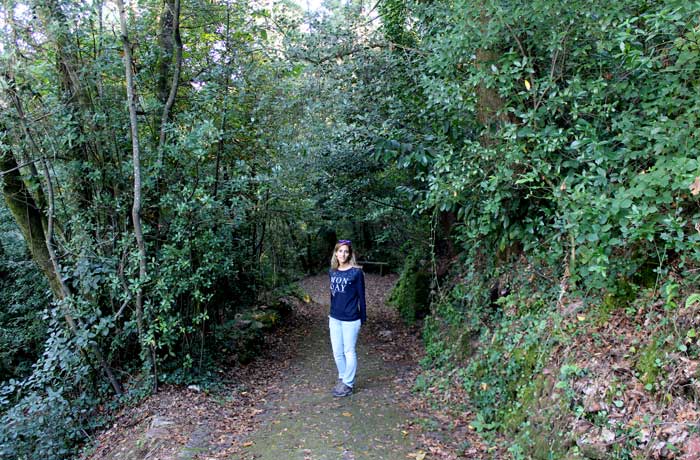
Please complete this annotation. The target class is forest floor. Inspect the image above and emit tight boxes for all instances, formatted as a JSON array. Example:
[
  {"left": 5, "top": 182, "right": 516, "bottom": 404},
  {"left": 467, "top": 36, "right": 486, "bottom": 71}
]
[{"left": 84, "top": 274, "right": 496, "bottom": 460}]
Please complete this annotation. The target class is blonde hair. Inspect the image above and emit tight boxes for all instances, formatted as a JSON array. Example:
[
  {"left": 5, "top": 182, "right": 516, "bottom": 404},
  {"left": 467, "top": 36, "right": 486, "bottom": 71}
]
[{"left": 330, "top": 242, "right": 361, "bottom": 270}]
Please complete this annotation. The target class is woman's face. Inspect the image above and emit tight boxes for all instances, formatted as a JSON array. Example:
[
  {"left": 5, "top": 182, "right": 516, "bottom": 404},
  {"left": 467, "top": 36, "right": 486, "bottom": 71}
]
[{"left": 336, "top": 245, "right": 350, "bottom": 265}]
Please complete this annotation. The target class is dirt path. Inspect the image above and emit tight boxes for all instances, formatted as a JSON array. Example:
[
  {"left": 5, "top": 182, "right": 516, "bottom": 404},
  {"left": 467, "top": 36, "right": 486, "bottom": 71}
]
[
  {"left": 236, "top": 274, "right": 423, "bottom": 460},
  {"left": 88, "top": 274, "right": 475, "bottom": 460}
]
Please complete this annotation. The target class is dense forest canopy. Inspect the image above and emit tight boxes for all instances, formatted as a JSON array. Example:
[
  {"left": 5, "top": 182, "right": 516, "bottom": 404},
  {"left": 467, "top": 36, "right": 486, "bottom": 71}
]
[{"left": 0, "top": 0, "right": 699, "bottom": 458}]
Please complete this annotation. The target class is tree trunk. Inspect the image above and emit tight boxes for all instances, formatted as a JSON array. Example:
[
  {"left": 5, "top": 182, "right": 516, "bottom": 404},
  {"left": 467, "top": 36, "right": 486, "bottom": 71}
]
[
  {"left": 0, "top": 140, "right": 124, "bottom": 395},
  {"left": 38, "top": 149, "right": 125, "bottom": 396},
  {"left": 154, "top": 0, "right": 183, "bottom": 258},
  {"left": 214, "top": 2, "right": 232, "bottom": 200},
  {"left": 36, "top": 0, "right": 99, "bottom": 210},
  {"left": 157, "top": 0, "right": 176, "bottom": 105},
  {"left": 158, "top": 0, "right": 182, "bottom": 154},
  {"left": 2, "top": 61, "right": 125, "bottom": 393},
  {"left": 475, "top": 48, "right": 511, "bottom": 143},
  {"left": 116, "top": 0, "right": 158, "bottom": 392},
  {"left": 0, "top": 151, "right": 62, "bottom": 296}
]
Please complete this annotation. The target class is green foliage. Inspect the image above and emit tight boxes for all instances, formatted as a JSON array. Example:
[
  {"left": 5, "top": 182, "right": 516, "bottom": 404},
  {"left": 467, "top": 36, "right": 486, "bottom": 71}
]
[
  {"left": 635, "top": 336, "right": 664, "bottom": 389},
  {"left": 377, "top": 4, "right": 700, "bottom": 449},
  {"left": 0, "top": 205, "right": 50, "bottom": 382},
  {"left": 387, "top": 250, "right": 431, "bottom": 324},
  {"left": 507, "top": 375, "right": 570, "bottom": 460},
  {"left": 460, "top": 303, "right": 554, "bottom": 427},
  {"left": 257, "top": 5, "right": 422, "bottom": 273},
  {"left": 0, "top": 320, "right": 108, "bottom": 460},
  {"left": 417, "top": 255, "right": 572, "bottom": 455},
  {"left": 597, "top": 278, "right": 638, "bottom": 323},
  {"left": 422, "top": 313, "right": 458, "bottom": 361},
  {"left": 379, "top": 0, "right": 700, "bottom": 289},
  {"left": 0, "top": 0, "right": 314, "bottom": 455},
  {"left": 1, "top": 0, "right": 699, "bottom": 456},
  {"left": 213, "top": 309, "right": 278, "bottom": 365},
  {"left": 420, "top": 260, "right": 498, "bottom": 368},
  {"left": 378, "top": 0, "right": 414, "bottom": 46}
]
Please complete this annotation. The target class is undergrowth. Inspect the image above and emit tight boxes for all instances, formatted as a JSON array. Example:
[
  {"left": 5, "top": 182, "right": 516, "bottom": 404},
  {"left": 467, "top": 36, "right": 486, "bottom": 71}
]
[{"left": 400, "top": 253, "right": 700, "bottom": 459}]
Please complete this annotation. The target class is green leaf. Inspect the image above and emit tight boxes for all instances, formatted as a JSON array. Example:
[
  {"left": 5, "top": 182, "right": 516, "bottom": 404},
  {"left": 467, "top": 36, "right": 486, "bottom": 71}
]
[
  {"left": 619, "top": 199, "right": 633, "bottom": 209},
  {"left": 685, "top": 294, "right": 700, "bottom": 308}
]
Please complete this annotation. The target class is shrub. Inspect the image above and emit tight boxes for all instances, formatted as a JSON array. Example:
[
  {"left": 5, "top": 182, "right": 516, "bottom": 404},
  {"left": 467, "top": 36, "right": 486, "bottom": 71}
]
[
  {"left": 387, "top": 251, "right": 431, "bottom": 324},
  {"left": 0, "top": 322, "right": 108, "bottom": 460}
]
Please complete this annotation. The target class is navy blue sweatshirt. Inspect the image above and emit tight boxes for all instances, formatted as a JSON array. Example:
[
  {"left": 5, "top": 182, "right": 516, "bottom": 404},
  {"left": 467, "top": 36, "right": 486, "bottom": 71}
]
[{"left": 329, "top": 267, "right": 367, "bottom": 324}]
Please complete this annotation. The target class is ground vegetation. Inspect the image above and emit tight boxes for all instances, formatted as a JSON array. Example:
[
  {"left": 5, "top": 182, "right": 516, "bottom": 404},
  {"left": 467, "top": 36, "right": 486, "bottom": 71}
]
[{"left": 0, "top": 0, "right": 699, "bottom": 458}]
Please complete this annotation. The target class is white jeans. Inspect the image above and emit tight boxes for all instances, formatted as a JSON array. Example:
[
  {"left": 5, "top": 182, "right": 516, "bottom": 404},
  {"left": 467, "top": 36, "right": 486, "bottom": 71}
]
[{"left": 329, "top": 316, "right": 361, "bottom": 387}]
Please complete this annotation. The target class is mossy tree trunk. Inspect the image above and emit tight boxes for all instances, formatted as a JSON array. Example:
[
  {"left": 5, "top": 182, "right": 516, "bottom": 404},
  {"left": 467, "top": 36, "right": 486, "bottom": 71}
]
[
  {"left": 475, "top": 48, "right": 511, "bottom": 141},
  {"left": 0, "top": 150, "right": 62, "bottom": 297}
]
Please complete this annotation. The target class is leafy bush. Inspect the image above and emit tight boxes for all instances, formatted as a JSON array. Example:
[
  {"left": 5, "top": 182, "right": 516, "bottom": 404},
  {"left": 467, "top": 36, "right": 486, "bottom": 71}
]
[
  {"left": 0, "top": 205, "right": 50, "bottom": 383},
  {"left": 379, "top": 0, "right": 700, "bottom": 290},
  {"left": 416, "top": 255, "right": 568, "bottom": 454},
  {"left": 387, "top": 251, "right": 431, "bottom": 324},
  {"left": 0, "top": 321, "right": 108, "bottom": 460}
]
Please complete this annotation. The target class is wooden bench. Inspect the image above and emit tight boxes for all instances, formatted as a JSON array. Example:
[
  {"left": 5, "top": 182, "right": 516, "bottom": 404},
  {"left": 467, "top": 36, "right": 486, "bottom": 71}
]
[{"left": 357, "top": 261, "right": 389, "bottom": 276}]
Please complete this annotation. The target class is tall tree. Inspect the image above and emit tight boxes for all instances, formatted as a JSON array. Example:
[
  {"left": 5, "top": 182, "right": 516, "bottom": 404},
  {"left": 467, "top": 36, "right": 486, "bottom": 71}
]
[{"left": 115, "top": 0, "right": 157, "bottom": 390}]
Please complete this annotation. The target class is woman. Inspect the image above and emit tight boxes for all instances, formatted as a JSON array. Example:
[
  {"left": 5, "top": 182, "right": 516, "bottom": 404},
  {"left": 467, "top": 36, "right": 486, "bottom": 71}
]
[{"left": 328, "top": 239, "right": 366, "bottom": 397}]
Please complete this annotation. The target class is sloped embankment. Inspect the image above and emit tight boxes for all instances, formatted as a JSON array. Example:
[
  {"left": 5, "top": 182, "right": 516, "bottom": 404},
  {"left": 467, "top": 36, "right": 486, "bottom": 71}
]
[{"left": 416, "top": 262, "right": 700, "bottom": 459}]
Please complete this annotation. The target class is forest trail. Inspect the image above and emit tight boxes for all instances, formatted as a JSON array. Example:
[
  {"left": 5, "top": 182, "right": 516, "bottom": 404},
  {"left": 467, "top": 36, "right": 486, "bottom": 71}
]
[
  {"left": 236, "top": 274, "right": 423, "bottom": 460},
  {"left": 89, "top": 274, "right": 478, "bottom": 460}
]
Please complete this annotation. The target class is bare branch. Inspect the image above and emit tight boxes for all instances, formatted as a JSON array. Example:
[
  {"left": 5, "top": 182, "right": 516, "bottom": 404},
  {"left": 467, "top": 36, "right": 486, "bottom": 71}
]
[{"left": 0, "top": 156, "right": 43, "bottom": 176}]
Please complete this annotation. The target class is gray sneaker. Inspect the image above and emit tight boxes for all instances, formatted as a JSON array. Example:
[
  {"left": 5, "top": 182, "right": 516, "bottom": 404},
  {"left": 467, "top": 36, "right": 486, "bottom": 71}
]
[
  {"left": 333, "top": 383, "right": 353, "bottom": 397},
  {"left": 332, "top": 380, "right": 345, "bottom": 394}
]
